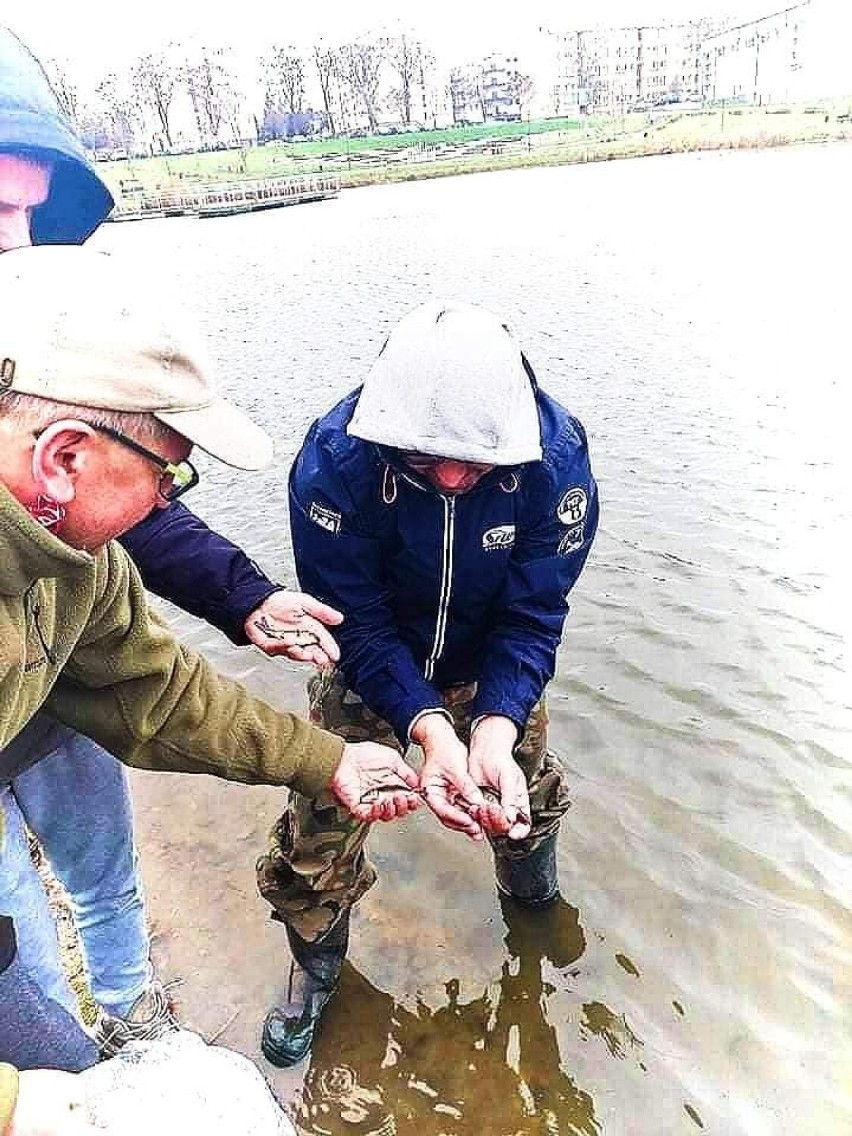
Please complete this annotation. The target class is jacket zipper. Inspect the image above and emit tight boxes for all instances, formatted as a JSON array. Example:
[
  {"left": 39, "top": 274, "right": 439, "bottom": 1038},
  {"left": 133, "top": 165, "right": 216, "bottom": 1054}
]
[
  {"left": 24, "top": 585, "right": 56, "bottom": 666},
  {"left": 424, "top": 496, "right": 455, "bottom": 681}
]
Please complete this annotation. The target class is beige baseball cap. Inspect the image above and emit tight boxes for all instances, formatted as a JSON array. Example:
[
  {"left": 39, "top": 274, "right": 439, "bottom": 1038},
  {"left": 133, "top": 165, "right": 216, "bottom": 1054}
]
[{"left": 0, "top": 245, "right": 273, "bottom": 470}]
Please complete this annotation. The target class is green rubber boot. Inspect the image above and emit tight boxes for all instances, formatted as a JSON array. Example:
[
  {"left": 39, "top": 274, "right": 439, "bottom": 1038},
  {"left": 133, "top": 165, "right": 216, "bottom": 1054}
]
[{"left": 261, "top": 913, "right": 349, "bottom": 1068}]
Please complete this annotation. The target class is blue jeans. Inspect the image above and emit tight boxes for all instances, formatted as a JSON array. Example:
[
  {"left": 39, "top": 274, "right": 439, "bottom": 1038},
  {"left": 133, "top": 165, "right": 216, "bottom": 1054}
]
[{"left": 0, "top": 717, "right": 150, "bottom": 1018}]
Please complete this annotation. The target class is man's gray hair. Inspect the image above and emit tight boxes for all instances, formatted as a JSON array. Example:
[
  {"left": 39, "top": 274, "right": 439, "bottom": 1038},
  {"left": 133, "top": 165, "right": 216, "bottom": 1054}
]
[{"left": 0, "top": 390, "right": 178, "bottom": 447}]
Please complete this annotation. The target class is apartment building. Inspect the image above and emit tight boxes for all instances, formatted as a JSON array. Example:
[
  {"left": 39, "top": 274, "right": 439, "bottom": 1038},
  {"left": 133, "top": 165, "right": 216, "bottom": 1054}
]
[
  {"left": 638, "top": 24, "right": 704, "bottom": 105},
  {"left": 449, "top": 64, "right": 483, "bottom": 125},
  {"left": 449, "top": 54, "right": 523, "bottom": 124},
  {"left": 701, "top": 3, "right": 810, "bottom": 104},
  {"left": 481, "top": 55, "right": 522, "bottom": 121},
  {"left": 549, "top": 23, "right": 707, "bottom": 114},
  {"left": 546, "top": 2, "right": 823, "bottom": 114}
]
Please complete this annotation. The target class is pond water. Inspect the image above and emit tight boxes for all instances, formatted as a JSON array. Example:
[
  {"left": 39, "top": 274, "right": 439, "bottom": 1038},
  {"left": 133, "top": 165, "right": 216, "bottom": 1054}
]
[{"left": 96, "top": 142, "right": 852, "bottom": 1135}]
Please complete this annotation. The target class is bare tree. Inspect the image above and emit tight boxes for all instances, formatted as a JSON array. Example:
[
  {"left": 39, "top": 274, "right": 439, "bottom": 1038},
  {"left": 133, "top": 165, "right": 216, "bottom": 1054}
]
[
  {"left": 264, "top": 46, "right": 305, "bottom": 114},
  {"left": 312, "top": 43, "right": 338, "bottom": 135},
  {"left": 513, "top": 72, "right": 536, "bottom": 119},
  {"left": 131, "top": 52, "right": 178, "bottom": 149},
  {"left": 182, "top": 48, "right": 241, "bottom": 145},
  {"left": 476, "top": 75, "right": 487, "bottom": 123},
  {"left": 332, "top": 53, "right": 356, "bottom": 133},
  {"left": 94, "top": 72, "right": 140, "bottom": 151},
  {"left": 418, "top": 47, "right": 438, "bottom": 129},
  {"left": 339, "top": 39, "right": 384, "bottom": 133},
  {"left": 44, "top": 59, "right": 79, "bottom": 126},
  {"left": 385, "top": 34, "right": 422, "bottom": 127}
]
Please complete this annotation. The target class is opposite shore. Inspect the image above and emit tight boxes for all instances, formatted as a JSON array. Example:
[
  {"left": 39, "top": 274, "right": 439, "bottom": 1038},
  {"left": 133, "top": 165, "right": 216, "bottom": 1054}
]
[{"left": 95, "top": 104, "right": 852, "bottom": 209}]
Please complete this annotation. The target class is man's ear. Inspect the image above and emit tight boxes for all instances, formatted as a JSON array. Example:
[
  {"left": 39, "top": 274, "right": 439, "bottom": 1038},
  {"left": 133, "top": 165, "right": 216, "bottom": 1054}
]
[{"left": 31, "top": 419, "right": 98, "bottom": 505}]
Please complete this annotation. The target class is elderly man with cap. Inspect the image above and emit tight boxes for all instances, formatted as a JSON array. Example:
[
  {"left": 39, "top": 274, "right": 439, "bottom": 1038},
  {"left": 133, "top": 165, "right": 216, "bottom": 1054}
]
[
  {"left": 257, "top": 300, "right": 599, "bottom": 1066},
  {"left": 0, "top": 23, "right": 346, "bottom": 1055},
  {"left": 0, "top": 245, "right": 421, "bottom": 1128}
]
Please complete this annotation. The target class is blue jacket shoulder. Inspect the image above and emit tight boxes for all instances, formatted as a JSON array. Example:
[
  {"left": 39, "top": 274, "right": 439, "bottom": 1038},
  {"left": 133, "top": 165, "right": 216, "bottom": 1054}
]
[{"left": 294, "top": 390, "right": 383, "bottom": 512}]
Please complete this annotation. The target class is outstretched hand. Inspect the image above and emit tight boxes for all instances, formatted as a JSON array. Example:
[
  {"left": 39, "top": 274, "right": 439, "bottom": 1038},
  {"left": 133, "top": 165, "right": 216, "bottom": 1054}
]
[
  {"left": 245, "top": 589, "right": 343, "bottom": 668},
  {"left": 330, "top": 742, "right": 422, "bottom": 824},
  {"left": 412, "top": 713, "right": 486, "bottom": 841}
]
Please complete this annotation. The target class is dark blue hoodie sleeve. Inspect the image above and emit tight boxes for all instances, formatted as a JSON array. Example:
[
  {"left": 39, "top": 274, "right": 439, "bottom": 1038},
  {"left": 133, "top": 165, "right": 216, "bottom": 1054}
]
[
  {"left": 0, "top": 917, "right": 98, "bottom": 1071},
  {"left": 471, "top": 428, "right": 599, "bottom": 731},
  {"left": 119, "top": 502, "right": 282, "bottom": 645},
  {"left": 290, "top": 430, "right": 443, "bottom": 743}
]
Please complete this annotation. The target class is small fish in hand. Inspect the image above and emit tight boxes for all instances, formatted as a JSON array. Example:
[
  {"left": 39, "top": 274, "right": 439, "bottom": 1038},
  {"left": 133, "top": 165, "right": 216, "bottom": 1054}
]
[
  {"left": 359, "top": 782, "right": 530, "bottom": 827},
  {"left": 251, "top": 614, "right": 320, "bottom": 648}
]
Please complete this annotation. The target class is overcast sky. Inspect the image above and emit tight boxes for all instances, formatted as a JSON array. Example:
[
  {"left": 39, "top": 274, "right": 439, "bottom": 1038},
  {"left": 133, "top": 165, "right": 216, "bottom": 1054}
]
[
  {"left": 9, "top": 0, "right": 765, "bottom": 79},
  {"left": 8, "top": 0, "right": 847, "bottom": 113}
]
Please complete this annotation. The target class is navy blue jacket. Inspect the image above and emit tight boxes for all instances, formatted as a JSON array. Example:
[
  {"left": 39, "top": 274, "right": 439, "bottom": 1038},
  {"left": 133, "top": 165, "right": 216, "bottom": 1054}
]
[
  {"left": 290, "top": 386, "right": 598, "bottom": 743},
  {"left": 119, "top": 503, "right": 281, "bottom": 644}
]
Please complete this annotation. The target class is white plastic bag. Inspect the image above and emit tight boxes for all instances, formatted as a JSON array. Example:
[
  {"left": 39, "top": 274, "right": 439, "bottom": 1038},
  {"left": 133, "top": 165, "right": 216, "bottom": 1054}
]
[{"left": 78, "top": 1030, "right": 294, "bottom": 1135}]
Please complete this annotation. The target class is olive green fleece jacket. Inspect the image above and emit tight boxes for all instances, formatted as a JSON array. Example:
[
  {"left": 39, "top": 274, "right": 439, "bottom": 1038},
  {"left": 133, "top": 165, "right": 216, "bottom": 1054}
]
[
  {"left": 0, "top": 1063, "right": 15, "bottom": 1134},
  {"left": 0, "top": 479, "right": 344, "bottom": 805},
  {"left": 0, "top": 483, "right": 343, "bottom": 1112}
]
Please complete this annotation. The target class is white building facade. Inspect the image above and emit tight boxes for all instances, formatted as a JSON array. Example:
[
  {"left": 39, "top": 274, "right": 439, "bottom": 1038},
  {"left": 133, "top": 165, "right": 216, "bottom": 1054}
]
[
  {"left": 449, "top": 54, "right": 524, "bottom": 124},
  {"left": 543, "top": 1, "right": 843, "bottom": 114},
  {"left": 701, "top": 3, "right": 810, "bottom": 105},
  {"left": 548, "top": 22, "right": 711, "bottom": 114}
]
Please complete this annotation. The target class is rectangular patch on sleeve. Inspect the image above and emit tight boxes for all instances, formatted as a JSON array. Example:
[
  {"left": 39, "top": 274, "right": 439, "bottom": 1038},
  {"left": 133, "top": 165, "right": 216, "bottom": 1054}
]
[{"left": 309, "top": 501, "right": 342, "bottom": 535}]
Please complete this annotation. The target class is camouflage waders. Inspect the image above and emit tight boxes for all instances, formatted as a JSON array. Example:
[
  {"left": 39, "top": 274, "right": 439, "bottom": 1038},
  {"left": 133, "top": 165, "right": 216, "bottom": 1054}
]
[{"left": 256, "top": 671, "right": 572, "bottom": 941}]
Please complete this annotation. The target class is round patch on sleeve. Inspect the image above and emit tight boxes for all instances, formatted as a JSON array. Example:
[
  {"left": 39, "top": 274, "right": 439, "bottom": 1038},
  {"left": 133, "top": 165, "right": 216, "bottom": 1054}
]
[
  {"left": 558, "top": 525, "right": 585, "bottom": 555},
  {"left": 556, "top": 487, "right": 588, "bottom": 526}
]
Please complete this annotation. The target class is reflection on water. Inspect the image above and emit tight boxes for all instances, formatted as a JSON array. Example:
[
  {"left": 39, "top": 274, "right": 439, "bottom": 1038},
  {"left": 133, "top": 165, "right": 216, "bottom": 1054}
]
[{"left": 297, "top": 897, "right": 598, "bottom": 1136}]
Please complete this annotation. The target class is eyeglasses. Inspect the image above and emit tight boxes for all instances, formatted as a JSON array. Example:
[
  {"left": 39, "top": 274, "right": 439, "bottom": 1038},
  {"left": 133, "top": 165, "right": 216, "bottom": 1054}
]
[
  {"left": 91, "top": 424, "right": 199, "bottom": 502},
  {"left": 399, "top": 451, "right": 495, "bottom": 476}
]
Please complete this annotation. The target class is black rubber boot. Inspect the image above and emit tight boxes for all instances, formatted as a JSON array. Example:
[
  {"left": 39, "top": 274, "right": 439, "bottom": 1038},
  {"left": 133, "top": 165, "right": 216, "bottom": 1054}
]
[
  {"left": 261, "top": 913, "right": 349, "bottom": 1068},
  {"left": 494, "top": 832, "right": 559, "bottom": 907}
]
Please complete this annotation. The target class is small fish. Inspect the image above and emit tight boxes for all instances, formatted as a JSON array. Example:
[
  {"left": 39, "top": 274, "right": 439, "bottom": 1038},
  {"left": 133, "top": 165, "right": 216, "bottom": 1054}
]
[
  {"left": 359, "top": 782, "right": 530, "bottom": 827},
  {"left": 252, "top": 615, "right": 320, "bottom": 648}
]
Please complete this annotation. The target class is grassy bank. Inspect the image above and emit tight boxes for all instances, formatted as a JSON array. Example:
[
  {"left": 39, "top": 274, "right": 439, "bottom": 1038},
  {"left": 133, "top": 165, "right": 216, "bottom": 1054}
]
[{"left": 97, "top": 105, "right": 852, "bottom": 203}]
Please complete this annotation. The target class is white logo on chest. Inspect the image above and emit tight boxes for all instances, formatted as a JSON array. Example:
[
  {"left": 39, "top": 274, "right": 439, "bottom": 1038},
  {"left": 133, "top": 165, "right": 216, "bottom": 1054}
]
[{"left": 482, "top": 524, "right": 516, "bottom": 551}]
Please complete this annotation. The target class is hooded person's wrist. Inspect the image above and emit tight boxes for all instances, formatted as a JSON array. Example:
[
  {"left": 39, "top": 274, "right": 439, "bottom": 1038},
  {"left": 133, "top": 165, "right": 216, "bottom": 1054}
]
[
  {"left": 470, "top": 714, "right": 519, "bottom": 750},
  {"left": 409, "top": 708, "right": 456, "bottom": 747},
  {"left": 408, "top": 707, "right": 454, "bottom": 746}
]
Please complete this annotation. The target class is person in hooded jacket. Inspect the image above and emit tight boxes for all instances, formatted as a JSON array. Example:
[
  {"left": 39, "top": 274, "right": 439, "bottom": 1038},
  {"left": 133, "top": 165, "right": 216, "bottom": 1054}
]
[
  {"left": 0, "top": 25, "right": 343, "bottom": 1056},
  {"left": 257, "top": 301, "right": 599, "bottom": 1067}
]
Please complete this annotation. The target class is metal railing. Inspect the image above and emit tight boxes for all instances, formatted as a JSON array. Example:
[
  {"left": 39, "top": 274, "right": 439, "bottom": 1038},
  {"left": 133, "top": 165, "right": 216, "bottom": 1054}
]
[{"left": 111, "top": 174, "right": 340, "bottom": 219}]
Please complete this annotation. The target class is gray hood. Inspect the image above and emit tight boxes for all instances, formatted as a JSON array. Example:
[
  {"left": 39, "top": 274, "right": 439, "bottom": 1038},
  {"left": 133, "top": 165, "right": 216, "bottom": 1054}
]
[{"left": 347, "top": 301, "right": 542, "bottom": 465}]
